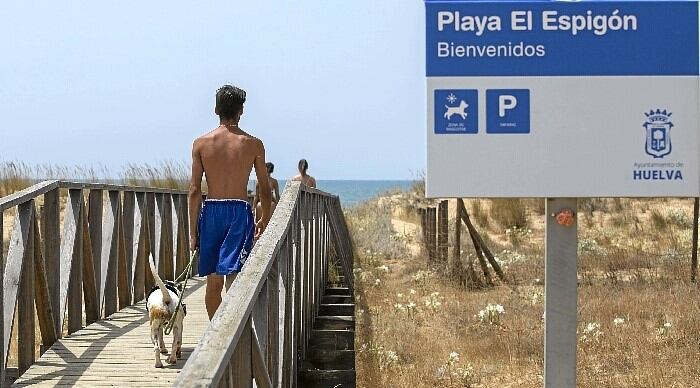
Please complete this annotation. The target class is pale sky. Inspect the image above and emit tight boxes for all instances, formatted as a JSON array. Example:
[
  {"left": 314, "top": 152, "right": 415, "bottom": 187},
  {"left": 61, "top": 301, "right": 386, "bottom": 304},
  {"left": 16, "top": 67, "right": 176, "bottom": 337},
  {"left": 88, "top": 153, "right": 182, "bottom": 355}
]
[{"left": 0, "top": 1, "right": 426, "bottom": 180}]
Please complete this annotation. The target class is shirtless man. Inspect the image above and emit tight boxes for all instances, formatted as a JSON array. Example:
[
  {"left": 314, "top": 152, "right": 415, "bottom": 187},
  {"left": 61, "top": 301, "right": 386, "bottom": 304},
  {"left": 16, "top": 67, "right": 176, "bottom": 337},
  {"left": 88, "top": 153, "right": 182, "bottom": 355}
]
[
  {"left": 188, "top": 85, "right": 272, "bottom": 320},
  {"left": 254, "top": 162, "right": 280, "bottom": 223},
  {"left": 291, "top": 158, "right": 317, "bottom": 188}
]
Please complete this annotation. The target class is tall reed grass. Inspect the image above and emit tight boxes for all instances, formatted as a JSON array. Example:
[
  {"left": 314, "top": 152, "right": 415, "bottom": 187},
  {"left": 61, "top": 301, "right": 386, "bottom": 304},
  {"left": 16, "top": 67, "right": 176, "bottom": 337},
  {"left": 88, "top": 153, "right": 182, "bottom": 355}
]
[{"left": 0, "top": 160, "right": 191, "bottom": 197}]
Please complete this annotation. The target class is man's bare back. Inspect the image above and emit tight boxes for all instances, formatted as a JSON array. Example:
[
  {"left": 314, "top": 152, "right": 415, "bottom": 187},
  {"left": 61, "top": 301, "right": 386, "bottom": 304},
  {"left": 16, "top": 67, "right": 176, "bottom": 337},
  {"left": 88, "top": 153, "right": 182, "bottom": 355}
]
[{"left": 193, "top": 126, "right": 263, "bottom": 200}]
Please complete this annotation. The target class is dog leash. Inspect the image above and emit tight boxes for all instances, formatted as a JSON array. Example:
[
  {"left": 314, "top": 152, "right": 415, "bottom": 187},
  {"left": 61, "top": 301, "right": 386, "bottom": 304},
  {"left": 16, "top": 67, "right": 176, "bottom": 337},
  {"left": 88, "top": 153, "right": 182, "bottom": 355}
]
[{"left": 164, "top": 248, "right": 198, "bottom": 336}]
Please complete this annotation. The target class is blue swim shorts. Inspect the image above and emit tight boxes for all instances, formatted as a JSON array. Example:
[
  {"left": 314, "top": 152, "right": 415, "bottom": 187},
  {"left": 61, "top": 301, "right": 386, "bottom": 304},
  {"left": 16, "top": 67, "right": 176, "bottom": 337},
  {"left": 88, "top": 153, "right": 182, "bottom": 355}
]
[{"left": 198, "top": 199, "right": 254, "bottom": 276}]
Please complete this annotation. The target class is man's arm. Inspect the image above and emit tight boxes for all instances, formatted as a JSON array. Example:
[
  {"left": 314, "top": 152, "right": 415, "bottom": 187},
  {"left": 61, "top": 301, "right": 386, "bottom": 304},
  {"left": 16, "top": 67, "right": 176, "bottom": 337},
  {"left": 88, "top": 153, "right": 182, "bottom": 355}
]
[
  {"left": 253, "top": 181, "right": 260, "bottom": 206},
  {"left": 188, "top": 139, "right": 204, "bottom": 251},
  {"left": 253, "top": 140, "right": 272, "bottom": 239},
  {"left": 273, "top": 180, "right": 280, "bottom": 202}
]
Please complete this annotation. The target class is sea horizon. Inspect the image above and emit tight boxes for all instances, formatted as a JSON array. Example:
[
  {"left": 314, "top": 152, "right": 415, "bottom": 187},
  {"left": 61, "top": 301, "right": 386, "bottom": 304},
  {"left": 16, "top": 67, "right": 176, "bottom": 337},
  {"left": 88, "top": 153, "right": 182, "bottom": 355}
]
[{"left": 249, "top": 179, "right": 416, "bottom": 207}]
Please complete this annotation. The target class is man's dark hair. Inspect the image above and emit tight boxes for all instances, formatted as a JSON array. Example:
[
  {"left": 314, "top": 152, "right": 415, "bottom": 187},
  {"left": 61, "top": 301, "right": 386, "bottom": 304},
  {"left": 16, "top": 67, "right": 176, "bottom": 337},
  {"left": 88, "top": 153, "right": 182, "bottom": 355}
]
[
  {"left": 298, "top": 159, "right": 309, "bottom": 174},
  {"left": 266, "top": 162, "right": 274, "bottom": 174},
  {"left": 216, "top": 85, "right": 246, "bottom": 120}
]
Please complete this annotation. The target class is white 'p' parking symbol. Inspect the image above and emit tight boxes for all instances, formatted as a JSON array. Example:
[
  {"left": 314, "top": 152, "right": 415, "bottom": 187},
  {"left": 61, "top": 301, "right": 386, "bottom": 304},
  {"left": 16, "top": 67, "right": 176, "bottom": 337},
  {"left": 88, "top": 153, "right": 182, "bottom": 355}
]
[{"left": 499, "top": 95, "right": 518, "bottom": 117}]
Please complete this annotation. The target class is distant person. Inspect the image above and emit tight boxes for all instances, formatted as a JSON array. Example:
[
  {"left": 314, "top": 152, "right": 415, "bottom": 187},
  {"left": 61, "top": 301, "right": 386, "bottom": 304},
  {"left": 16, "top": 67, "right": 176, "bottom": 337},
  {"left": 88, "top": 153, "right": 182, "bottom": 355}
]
[
  {"left": 188, "top": 85, "right": 272, "bottom": 320},
  {"left": 255, "top": 162, "right": 280, "bottom": 222},
  {"left": 292, "top": 158, "right": 316, "bottom": 188}
]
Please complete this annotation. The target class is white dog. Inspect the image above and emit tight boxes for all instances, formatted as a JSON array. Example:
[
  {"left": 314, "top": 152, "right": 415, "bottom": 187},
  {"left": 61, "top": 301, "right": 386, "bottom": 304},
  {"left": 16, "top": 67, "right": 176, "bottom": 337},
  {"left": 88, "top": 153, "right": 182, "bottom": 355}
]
[
  {"left": 147, "top": 255, "right": 186, "bottom": 368},
  {"left": 444, "top": 100, "right": 469, "bottom": 120}
]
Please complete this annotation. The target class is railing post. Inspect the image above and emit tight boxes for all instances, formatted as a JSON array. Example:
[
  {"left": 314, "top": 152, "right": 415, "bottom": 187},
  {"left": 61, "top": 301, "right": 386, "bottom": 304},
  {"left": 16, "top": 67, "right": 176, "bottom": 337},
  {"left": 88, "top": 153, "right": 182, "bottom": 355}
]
[
  {"left": 253, "top": 279, "right": 269, "bottom": 367},
  {"left": 42, "top": 188, "right": 61, "bottom": 337},
  {"left": 103, "top": 190, "right": 120, "bottom": 317},
  {"left": 81, "top": 203, "right": 100, "bottom": 325},
  {"left": 303, "top": 193, "right": 312, "bottom": 357},
  {"left": 132, "top": 192, "right": 148, "bottom": 302},
  {"left": 164, "top": 194, "right": 174, "bottom": 281},
  {"left": 173, "top": 194, "right": 188, "bottom": 279},
  {"left": 438, "top": 200, "right": 449, "bottom": 264},
  {"left": 231, "top": 317, "right": 253, "bottom": 388},
  {"left": 66, "top": 189, "right": 84, "bottom": 334},
  {"left": 88, "top": 189, "right": 103, "bottom": 314},
  {"left": 292, "top": 202, "right": 303, "bottom": 388},
  {"left": 427, "top": 207, "right": 437, "bottom": 263},
  {"left": 452, "top": 199, "right": 464, "bottom": 281},
  {"left": 33, "top": 211, "right": 58, "bottom": 353},
  {"left": 267, "top": 253, "right": 280, "bottom": 386},
  {"left": 122, "top": 191, "right": 136, "bottom": 306},
  {"left": 145, "top": 192, "right": 156, "bottom": 291},
  {"left": 17, "top": 201, "right": 36, "bottom": 375}
]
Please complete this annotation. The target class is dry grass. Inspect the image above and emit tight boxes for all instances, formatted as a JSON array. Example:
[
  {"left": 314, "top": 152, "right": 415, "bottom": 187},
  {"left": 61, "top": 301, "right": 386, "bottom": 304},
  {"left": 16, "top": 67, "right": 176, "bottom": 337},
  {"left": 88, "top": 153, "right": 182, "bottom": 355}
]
[
  {"left": 350, "top": 195, "right": 700, "bottom": 388},
  {"left": 0, "top": 160, "right": 190, "bottom": 196}
]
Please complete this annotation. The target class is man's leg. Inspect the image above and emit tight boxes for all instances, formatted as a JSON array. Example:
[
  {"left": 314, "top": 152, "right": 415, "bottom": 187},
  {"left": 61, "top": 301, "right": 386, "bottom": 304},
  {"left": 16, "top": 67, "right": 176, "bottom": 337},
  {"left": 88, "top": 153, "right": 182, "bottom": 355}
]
[
  {"left": 225, "top": 273, "right": 237, "bottom": 291},
  {"left": 205, "top": 274, "right": 225, "bottom": 320}
]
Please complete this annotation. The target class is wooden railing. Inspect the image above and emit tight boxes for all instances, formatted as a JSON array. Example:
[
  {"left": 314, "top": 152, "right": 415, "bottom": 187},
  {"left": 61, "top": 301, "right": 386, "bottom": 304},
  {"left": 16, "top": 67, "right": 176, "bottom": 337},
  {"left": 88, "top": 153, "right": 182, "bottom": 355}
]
[
  {"left": 0, "top": 181, "right": 195, "bottom": 384},
  {"left": 175, "top": 181, "right": 354, "bottom": 388}
]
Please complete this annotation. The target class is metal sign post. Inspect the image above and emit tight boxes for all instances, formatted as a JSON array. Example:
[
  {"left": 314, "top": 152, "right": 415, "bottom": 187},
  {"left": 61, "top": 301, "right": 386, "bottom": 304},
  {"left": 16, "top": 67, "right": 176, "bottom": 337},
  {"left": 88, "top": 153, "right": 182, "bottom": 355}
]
[{"left": 544, "top": 198, "right": 578, "bottom": 387}]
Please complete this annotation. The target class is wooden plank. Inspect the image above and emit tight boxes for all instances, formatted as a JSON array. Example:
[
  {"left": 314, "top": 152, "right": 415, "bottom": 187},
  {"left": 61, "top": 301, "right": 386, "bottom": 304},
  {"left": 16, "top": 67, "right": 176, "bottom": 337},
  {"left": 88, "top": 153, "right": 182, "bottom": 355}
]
[
  {"left": 438, "top": 200, "right": 449, "bottom": 263},
  {"left": 231, "top": 318, "right": 253, "bottom": 388},
  {"left": 267, "top": 256, "right": 280, "bottom": 387},
  {"left": 163, "top": 194, "right": 174, "bottom": 281},
  {"left": 67, "top": 192, "right": 84, "bottom": 335},
  {"left": 302, "top": 193, "right": 311, "bottom": 355},
  {"left": 154, "top": 193, "right": 166, "bottom": 280},
  {"left": 88, "top": 189, "right": 104, "bottom": 315},
  {"left": 42, "top": 188, "right": 61, "bottom": 337},
  {"left": 418, "top": 208, "right": 427, "bottom": 249},
  {"left": 103, "top": 191, "right": 120, "bottom": 317},
  {"left": 122, "top": 191, "right": 136, "bottom": 306},
  {"left": 3, "top": 201, "right": 34, "bottom": 369},
  {"left": 173, "top": 195, "right": 186, "bottom": 279},
  {"left": 58, "top": 181, "right": 188, "bottom": 195},
  {"left": 181, "top": 194, "right": 192, "bottom": 272},
  {"left": 426, "top": 207, "right": 436, "bottom": 263},
  {"left": 174, "top": 182, "right": 300, "bottom": 388},
  {"left": 32, "top": 213, "right": 58, "bottom": 350},
  {"left": 117, "top": 195, "right": 129, "bottom": 310},
  {"left": 17, "top": 201, "right": 36, "bottom": 375},
  {"left": 81, "top": 205, "right": 100, "bottom": 325},
  {"left": 252, "top": 280, "right": 269, "bottom": 365},
  {"left": 58, "top": 189, "right": 82, "bottom": 335},
  {"left": 145, "top": 192, "right": 156, "bottom": 292},
  {"left": 251, "top": 325, "right": 272, "bottom": 388},
  {"left": 132, "top": 192, "right": 147, "bottom": 302},
  {"left": 459, "top": 201, "right": 506, "bottom": 283},
  {"left": 281, "top": 225, "right": 293, "bottom": 388},
  {"left": 289, "top": 204, "right": 302, "bottom": 388},
  {"left": 0, "top": 181, "right": 59, "bottom": 212}
]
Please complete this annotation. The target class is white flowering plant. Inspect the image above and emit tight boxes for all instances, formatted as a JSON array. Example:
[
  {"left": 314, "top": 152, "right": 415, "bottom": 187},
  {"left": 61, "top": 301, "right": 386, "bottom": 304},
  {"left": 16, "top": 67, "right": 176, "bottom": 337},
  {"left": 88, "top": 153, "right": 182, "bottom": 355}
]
[
  {"left": 436, "top": 351, "right": 479, "bottom": 387},
  {"left": 476, "top": 303, "right": 505, "bottom": 326},
  {"left": 580, "top": 322, "right": 603, "bottom": 342},
  {"left": 424, "top": 292, "right": 442, "bottom": 312}
]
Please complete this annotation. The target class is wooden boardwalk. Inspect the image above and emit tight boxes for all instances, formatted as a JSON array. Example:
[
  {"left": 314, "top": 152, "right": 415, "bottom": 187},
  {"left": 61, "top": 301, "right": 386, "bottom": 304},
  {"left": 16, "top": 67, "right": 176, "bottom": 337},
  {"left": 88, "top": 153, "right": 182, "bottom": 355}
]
[
  {"left": 13, "top": 278, "right": 208, "bottom": 387},
  {"left": 1, "top": 181, "right": 355, "bottom": 388}
]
